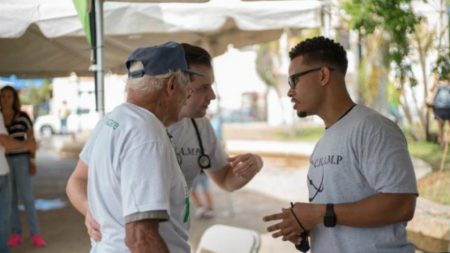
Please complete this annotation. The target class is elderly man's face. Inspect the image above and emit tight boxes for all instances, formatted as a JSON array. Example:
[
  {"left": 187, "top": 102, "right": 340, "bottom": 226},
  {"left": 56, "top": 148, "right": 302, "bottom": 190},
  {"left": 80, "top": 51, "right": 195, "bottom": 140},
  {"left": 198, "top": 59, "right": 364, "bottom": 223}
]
[{"left": 166, "top": 72, "right": 192, "bottom": 124}]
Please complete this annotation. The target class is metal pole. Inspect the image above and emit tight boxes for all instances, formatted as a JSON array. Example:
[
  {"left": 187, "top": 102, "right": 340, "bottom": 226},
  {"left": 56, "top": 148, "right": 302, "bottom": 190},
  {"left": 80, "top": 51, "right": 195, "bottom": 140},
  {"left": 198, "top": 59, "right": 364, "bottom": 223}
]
[
  {"left": 447, "top": 2, "right": 450, "bottom": 54},
  {"left": 320, "top": 1, "right": 331, "bottom": 37},
  {"left": 95, "top": 0, "right": 105, "bottom": 115}
]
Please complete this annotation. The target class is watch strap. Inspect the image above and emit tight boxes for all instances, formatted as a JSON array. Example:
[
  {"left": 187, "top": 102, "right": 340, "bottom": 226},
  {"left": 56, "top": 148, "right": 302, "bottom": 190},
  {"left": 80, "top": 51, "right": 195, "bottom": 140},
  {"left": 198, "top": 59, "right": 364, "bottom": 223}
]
[{"left": 324, "top": 203, "right": 336, "bottom": 227}]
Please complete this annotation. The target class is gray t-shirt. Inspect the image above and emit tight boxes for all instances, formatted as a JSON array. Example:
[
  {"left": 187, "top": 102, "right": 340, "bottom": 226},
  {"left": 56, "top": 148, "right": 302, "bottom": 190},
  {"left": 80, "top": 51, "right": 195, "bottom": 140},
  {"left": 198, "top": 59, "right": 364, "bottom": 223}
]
[
  {"left": 308, "top": 105, "right": 417, "bottom": 253},
  {"left": 168, "top": 117, "right": 228, "bottom": 189}
]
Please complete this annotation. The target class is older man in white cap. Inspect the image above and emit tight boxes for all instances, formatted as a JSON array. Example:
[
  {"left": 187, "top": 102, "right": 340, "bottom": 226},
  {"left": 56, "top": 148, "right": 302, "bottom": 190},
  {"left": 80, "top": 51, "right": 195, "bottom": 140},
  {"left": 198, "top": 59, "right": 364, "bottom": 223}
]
[{"left": 72, "top": 41, "right": 201, "bottom": 253}]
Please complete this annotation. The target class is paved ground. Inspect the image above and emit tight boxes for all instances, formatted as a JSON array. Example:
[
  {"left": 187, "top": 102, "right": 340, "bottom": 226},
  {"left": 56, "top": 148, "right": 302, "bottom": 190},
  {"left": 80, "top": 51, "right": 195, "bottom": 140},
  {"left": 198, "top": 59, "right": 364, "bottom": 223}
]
[
  {"left": 9, "top": 134, "right": 431, "bottom": 253},
  {"left": 9, "top": 137, "right": 303, "bottom": 253}
]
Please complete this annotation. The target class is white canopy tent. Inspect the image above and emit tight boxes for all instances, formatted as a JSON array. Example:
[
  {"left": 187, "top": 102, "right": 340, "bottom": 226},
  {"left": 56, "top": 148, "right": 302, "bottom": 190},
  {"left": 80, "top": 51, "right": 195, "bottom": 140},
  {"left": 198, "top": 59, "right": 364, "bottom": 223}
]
[
  {"left": 0, "top": 0, "right": 322, "bottom": 112},
  {"left": 0, "top": 0, "right": 321, "bottom": 76}
]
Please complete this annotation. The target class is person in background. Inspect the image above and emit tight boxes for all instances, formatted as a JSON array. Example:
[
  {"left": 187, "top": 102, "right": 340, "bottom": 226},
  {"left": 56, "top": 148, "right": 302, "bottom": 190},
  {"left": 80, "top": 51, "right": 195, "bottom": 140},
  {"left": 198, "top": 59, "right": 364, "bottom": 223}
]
[
  {"left": 263, "top": 36, "right": 417, "bottom": 253},
  {"left": 190, "top": 171, "right": 215, "bottom": 219},
  {"left": 0, "top": 113, "right": 35, "bottom": 253},
  {"left": 387, "top": 82, "right": 403, "bottom": 126},
  {"left": 58, "top": 100, "right": 70, "bottom": 135},
  {"left": 0, "top": 85, "right": 45, "bottom": 248},
  {"left": 427, "top": 73, "right": 450, "bottom": 149},
  {"left": 0, "top": 114, "right": 10, "bottom": 253}
]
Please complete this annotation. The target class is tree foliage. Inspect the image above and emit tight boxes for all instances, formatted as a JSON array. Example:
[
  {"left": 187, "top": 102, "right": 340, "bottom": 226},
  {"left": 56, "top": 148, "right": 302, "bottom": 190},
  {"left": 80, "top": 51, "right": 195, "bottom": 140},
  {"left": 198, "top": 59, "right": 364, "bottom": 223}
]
[
  {"left": 255, "top": 43, "right": 279, "bottom": 92},
  {"left": 434, "top": 54, "right": 450, "bottom": 81},
  {"left": 20, "top": 80, "right": 52, "bottom": 118},
  {"left": 343, "top": 0, "right": 419, "bottom": 83}
]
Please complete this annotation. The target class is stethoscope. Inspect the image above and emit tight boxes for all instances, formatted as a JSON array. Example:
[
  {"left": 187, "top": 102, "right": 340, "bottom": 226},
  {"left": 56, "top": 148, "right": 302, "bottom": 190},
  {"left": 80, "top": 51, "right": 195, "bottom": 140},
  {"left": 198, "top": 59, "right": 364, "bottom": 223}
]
[{"left": 190, "top": 118, "right": 211, "bottom": 169}]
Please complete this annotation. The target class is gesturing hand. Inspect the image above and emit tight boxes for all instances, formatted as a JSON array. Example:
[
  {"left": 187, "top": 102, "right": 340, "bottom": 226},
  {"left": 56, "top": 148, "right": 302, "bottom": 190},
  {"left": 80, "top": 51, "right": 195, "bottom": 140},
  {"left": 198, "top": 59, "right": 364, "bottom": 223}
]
[
  {"left": 228, "top": 153, "right": 263, "bottom": 179},
  {"left": 263, "top": 202, "right": 322, "bottom": 243},
  {"left": 263, "top": 207, "right": 304, "bottom": 243}
]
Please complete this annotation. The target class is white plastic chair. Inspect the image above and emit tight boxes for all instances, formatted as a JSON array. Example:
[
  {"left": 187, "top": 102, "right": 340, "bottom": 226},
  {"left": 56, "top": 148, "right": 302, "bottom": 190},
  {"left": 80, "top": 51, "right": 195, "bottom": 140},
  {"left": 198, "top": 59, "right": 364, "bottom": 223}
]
[{"left": 195, "top": 224, "right": 261, "bottom": 253}]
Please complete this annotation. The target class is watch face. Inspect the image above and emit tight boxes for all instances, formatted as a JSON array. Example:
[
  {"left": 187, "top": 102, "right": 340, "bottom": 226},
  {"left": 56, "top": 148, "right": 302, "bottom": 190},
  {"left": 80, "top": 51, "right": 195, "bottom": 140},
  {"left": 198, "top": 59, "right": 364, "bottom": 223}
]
[
  {"left": 198, "top": 155, "right": 211, "bottom": 169},
  {"left": 324, "top": 216, "right": 336, "bottom": 227}
]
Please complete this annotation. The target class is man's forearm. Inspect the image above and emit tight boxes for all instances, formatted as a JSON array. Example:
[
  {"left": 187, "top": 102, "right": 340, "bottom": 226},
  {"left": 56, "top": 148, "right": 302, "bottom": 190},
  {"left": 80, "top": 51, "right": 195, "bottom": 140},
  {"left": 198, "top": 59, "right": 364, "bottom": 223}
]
[
  {"left": 333, "top": 193, "right": 416, "bottom": 227},
  {"left": 125, "top": 219, "right": 169, "bottom": 253},
  {"left": 208, "top": 154, "right": 263, "bottom": 192},
  {"left": 223, "top": 166, "right": 254, "bottom": 191},
  {"left": 66, "top": 175, "right": 88, "bottom": 216},
  {"left": 285, "top": 193, "right": 417, "bottom": 235},
  {"left": 207, "top": 164, "right": 248, "bottom": 192}
]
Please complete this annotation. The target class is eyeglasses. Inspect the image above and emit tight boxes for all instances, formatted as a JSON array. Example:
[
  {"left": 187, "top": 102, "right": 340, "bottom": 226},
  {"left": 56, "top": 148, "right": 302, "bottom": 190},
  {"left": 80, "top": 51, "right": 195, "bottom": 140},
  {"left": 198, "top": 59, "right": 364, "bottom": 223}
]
[{"left": 288, "top": 67, "right": 336, "bottom": 90}]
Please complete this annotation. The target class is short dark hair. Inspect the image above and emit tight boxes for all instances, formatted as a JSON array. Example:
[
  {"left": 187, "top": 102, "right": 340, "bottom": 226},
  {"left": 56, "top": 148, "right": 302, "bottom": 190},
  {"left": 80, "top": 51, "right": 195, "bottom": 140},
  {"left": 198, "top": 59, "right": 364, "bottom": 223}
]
[
  {"left": 182, "top": 43, "right": 212, "bottom": 68},
  {"left": 289, "top": 36, "right": 348, "bottom": 74}
]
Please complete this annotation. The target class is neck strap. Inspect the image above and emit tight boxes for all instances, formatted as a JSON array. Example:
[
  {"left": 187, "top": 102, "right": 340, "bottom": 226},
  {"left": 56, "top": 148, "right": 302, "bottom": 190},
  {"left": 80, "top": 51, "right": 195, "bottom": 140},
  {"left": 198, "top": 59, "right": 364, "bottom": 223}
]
[{"left": 190, "top": 118, "right": 205, "bottom": 156}]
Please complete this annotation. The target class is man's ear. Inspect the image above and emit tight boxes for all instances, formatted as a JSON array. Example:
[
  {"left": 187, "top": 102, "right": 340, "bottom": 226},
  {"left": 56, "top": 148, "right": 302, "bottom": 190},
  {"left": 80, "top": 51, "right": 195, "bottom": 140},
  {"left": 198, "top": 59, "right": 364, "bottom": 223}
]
[
  {"left": 320, "top": 67, "right": 331, "bottom": 86},
  {"left": 164, "top": 75, "right": 177, "bottom": 95}
]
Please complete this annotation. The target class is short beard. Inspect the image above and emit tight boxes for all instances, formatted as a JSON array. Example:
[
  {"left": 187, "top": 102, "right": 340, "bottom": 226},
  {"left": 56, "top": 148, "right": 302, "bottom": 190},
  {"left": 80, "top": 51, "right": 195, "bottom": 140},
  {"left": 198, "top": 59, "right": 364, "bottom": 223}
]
[{"left": 297, "top": 111, "right": 307, "bottom": 118}]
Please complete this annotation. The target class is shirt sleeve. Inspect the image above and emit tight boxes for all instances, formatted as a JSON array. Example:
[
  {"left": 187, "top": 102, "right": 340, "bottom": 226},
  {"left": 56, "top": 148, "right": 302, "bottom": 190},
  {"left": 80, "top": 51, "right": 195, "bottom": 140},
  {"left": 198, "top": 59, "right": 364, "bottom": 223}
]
[
  {"left": 119, "top": 141, "right": 177, "bottom": 218},
  {"left": 359, "top": 116, "right": 418, "bottom": 194},
  {"left": 79, "top": 119, "right": 104, "bottom": 164}
]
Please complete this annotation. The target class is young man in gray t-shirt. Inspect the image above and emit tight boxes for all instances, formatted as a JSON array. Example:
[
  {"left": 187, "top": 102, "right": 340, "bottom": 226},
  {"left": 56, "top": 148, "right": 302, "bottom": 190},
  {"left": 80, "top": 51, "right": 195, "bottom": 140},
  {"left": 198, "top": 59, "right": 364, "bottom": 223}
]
[{"left": 264, "top": 36, "right": 417, "bottom": 253}]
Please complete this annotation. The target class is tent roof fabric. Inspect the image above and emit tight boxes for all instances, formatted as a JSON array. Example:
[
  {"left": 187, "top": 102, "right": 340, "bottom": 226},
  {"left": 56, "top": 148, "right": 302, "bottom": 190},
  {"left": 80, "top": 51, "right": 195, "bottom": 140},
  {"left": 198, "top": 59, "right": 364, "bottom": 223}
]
[{"left": 0, "top": 0, "right": 322, "bottom": 77}]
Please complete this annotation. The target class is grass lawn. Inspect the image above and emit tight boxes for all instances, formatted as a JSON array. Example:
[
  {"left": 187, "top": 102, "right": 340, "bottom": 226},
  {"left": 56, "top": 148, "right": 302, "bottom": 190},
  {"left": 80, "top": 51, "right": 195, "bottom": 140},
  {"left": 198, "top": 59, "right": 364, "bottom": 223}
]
[
  {"left": 273, "top": 127, "right": 325, "bottom": 142},
  {"left": 408, "top": 139, "right": 450, "bottom": 205},
  {"left": 408, "top": 139, "right": 450, "bottom": 171}
]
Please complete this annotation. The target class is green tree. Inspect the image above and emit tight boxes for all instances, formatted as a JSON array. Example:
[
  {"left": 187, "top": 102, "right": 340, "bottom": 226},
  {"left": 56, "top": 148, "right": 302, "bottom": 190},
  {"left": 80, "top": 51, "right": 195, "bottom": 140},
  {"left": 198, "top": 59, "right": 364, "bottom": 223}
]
[
  {"left": 255, "top": 28, "right": 320, "bottom": 128},
  {"left": 20, "top": 80, "right": 52, "bottom": 119},
  {"left": 343, "top": 0, "right": 423, "bottom": 138}
]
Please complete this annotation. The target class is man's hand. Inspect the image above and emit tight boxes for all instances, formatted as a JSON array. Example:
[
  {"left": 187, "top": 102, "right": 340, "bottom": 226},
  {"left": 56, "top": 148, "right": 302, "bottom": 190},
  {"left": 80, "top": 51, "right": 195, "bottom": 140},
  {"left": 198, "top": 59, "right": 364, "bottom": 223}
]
[
  {"left": 263, "top": 203, "right": 324, "bottom": 242},
  {"left": 85, "top": 210, "right": 102, "bottom": 241},
  {"left": 263, "top": 207, "right": 303, "bottom": 242},
  {"left": 229, "top": 153, "right": 263, "bottom": 179}
]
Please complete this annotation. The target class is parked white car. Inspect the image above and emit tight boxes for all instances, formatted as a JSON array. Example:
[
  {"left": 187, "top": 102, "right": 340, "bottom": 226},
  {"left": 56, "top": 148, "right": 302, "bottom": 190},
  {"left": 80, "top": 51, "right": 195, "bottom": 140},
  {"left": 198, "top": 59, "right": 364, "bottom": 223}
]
[{"left": 34, "top": 109, "right": 100, "bottom": 137}]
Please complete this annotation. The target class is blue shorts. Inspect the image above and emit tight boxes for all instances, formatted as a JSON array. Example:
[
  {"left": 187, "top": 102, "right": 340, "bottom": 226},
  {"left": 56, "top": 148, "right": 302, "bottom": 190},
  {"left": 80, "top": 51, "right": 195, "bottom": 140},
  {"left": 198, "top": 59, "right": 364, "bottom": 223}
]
[{"left": 433, "top": 108, "right": 450, "bottom": 121}]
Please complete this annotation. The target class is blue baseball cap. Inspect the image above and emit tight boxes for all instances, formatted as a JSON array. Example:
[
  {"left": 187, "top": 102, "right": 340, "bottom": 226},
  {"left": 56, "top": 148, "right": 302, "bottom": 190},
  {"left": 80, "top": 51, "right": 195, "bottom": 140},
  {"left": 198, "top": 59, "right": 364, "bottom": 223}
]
[{"left": 125, "top": 41, "right": 203, "bottom": 78}]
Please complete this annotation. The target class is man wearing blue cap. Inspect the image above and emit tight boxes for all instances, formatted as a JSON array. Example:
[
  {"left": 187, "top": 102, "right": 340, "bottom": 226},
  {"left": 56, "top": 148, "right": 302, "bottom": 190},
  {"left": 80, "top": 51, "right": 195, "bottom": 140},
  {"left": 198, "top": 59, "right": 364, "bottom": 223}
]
[
  {"left": 69, "top": 42, "right": 199, "bottom": 253},
  {"left": 67, "top": 43, "right": 265, "bottom": 247}
]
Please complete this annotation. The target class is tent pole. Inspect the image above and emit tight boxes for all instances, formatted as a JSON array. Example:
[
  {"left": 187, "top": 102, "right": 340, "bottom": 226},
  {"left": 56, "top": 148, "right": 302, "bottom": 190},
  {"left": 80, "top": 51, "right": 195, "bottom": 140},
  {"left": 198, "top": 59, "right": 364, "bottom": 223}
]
[{"left": 95, "top": 0, "right": 105, "bottom": 115}]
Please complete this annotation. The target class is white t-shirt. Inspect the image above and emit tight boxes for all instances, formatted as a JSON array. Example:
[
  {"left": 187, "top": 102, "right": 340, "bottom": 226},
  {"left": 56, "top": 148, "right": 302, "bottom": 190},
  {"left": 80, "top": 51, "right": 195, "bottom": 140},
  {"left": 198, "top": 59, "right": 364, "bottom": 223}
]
[
  {"left": 80, "top": 103, "right": 190, "bottom": 253},
  {"left": 0, "top": 114, "right": 10, "bottom": 176},
  {"left": 168, "top": 117, "right": 228, "bottom": 189},
  {"left": 308, "top": 105, "right": 417, "bottom": 253}
]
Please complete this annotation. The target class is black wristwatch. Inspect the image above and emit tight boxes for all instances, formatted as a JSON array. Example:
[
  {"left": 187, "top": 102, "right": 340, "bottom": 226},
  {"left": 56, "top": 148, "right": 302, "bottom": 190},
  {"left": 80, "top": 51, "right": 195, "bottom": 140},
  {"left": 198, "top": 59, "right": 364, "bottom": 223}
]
[{"left": 323, "top": 203, "right": 336, "bottom": 227}]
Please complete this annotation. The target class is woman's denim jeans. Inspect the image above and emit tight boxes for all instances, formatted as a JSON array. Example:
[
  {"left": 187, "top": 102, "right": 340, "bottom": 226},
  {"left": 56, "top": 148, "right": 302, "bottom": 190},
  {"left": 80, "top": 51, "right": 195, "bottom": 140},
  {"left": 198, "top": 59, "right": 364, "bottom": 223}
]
[
  {"left": 7, "top": 154, "right": 40, "bottom": 236},
  {"left": 0, "top": 174, "right": 11, "bottom": 253}
]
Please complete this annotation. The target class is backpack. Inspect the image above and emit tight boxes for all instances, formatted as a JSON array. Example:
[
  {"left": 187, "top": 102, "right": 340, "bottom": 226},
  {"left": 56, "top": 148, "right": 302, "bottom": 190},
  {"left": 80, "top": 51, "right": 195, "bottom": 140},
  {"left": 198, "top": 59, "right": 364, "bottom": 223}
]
[{"left": 434, "top": 85, "right": 450, "bottom": 109}]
